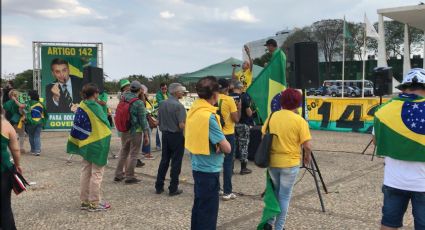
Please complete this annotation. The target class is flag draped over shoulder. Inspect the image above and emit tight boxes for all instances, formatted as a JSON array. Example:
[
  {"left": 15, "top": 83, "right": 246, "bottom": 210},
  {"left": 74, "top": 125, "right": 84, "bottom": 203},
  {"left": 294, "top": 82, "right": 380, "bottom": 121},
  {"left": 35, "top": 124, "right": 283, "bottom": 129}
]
[
  {"left": 257, "top": 171, "right": 281, "bottom": 230},
  {"left": 247, "top": 49, "right": 286, "bottom": 123},
  {"left": 67, "top": 100, "right": 111, "bottom": 166},
  {"left": 374, "top": 94, "right": 425, "bottom": 162}
]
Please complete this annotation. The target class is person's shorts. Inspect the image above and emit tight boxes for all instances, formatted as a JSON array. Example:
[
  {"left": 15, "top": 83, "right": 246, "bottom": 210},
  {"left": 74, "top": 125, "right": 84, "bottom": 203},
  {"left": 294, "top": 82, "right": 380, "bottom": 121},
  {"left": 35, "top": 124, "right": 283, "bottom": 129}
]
[{"left": 381, "top": 185, "right": 425, "bottom": 229}]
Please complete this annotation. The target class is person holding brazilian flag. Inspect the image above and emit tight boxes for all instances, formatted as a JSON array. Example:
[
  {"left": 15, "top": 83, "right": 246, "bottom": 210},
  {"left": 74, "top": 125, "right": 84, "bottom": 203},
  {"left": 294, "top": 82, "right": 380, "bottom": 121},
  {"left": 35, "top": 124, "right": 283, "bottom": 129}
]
[
  {"left": 67, "top": 83, "right": 112, "bottom": 212},
  {"left": 24, "top": 90, "right": 48, "bottom": 156},
  {"left": 373, "top": 68, "right": 425, "bottom": 230}
]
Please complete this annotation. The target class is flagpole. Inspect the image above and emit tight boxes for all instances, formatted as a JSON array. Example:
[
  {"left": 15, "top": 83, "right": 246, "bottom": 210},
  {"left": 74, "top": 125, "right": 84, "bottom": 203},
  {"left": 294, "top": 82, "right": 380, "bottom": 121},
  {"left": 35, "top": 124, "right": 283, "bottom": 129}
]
[
  {"left": 342, "top": 16, "right": 345, "bottom": 98},
  {"left": 362, "top": 13, "right": 366, "bottom": 98}
]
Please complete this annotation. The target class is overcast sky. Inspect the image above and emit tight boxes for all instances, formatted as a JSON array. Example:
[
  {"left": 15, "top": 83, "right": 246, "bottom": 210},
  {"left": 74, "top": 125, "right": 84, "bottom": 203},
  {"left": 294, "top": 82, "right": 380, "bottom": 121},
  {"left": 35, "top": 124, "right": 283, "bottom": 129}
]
[{"left": 1, "top": 0, "right": 421, "bottom": 79}]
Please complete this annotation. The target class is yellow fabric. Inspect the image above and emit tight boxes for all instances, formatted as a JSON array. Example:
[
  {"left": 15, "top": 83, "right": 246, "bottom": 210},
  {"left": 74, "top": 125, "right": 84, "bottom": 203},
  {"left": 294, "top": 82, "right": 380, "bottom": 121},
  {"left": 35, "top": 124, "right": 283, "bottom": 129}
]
[
  {"left": 262, "top": 110, "right": 312, "bottom": 168},
  {"left": 375, "top": 98, "right": 425, "bottom": 145},
  {"left": 267, "top": 78, "right": 286, "bottom": 115},
  {"left": 69, "top": 64, "right": 83, "bottom": 78},
  {"left": 185, "top": 99, "right": 221, "bottom": 155},
  {"left": 235, "top": 69, "right": 253, "bottom": 92},
  {"left": 219, "top": 94, "right": 238, "bottom": 135}
]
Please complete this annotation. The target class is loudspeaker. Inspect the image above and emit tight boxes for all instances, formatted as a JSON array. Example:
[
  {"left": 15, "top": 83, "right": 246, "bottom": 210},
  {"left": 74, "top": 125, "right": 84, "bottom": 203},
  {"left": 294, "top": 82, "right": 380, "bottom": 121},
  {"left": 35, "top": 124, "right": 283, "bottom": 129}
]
[
  {"left": 83, "top": 66, "right": 104, "bottom": 92},
  {"left": 287, "top": 42, "right": 320, "bottom": 89},
  {"left": 373, "top": 67, "right": 392, "bottom": 96}
]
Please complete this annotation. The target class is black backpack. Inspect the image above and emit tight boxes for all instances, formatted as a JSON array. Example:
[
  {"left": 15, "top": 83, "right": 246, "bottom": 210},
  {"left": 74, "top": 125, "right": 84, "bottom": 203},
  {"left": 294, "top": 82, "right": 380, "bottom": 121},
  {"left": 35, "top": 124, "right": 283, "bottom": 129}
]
[{"left": 215, "top": 99, "right": 226, "bottom": 128}]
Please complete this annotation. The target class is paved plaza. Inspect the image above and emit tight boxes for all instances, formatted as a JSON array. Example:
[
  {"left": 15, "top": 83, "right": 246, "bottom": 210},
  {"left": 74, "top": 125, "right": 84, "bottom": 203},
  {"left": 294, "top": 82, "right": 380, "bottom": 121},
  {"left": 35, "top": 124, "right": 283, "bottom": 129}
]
[{"left": 12, "top": 130, "right": 415, "bottom": 230}]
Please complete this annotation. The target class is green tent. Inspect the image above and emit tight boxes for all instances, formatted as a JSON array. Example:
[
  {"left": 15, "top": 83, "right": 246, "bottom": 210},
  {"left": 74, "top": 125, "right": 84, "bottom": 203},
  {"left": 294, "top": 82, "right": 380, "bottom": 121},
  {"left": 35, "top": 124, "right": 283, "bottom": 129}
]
[{"left": 178, "top": 57, "right": 263, "bottom": 83}]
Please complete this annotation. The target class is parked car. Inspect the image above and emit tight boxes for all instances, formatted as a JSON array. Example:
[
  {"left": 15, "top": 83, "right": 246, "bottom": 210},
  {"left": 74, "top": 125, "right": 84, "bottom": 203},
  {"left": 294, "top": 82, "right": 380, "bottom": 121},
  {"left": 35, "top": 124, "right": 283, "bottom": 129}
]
[
  {"left": 314, "top": 86, "right": 330, "bottom": 96},
  {"left": 306, "top": 88, "right": 316, "bottom": 96},
  {"left": 350, "top": 87, "right": 362, "bottom": 97},
  {"left": 330, "top": 86, "right": 357, "bottom": 97}
]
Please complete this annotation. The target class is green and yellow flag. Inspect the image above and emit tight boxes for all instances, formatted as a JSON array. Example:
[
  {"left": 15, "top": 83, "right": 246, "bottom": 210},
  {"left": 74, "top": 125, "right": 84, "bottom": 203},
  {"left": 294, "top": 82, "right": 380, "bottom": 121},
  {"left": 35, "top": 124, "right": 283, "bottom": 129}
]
[
  {"left": 374, "top": 94, "right": 425, "bottom": 162},
  {"left": 257, "top": 171, "right": 281, "bottom": 230},
  {"left": 67, "top": 100, "right": 111, "bottom": 166},
  {"left": 247, "top": 49, "right": 286, "bottom": 123}
]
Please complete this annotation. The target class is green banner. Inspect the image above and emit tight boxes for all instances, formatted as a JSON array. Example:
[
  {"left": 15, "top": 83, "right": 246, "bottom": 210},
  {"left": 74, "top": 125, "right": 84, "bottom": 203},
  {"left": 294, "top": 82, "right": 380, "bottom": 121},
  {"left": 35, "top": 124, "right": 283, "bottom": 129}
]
[{"left": 40, "top": 45, "right": 98, "bottom": 129}]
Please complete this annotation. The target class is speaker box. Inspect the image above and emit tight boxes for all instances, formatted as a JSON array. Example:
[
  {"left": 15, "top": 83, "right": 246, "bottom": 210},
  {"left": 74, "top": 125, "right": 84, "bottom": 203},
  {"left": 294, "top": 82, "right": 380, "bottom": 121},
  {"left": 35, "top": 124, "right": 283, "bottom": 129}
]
[
  {"left": 287, "top": 42, "right": 320, "bottom": 89},
  {"left": 83, "top": 66, "right": 104, "bottom": 92},
  {"left": 373, "top": 67, "right": 393, "bottom": 96}
]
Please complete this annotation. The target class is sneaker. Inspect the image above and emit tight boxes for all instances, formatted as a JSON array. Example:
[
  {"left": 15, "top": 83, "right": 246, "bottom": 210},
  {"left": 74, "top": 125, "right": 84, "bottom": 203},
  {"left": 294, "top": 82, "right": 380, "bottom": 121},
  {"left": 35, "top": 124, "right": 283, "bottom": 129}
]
[
  {"left": 80, "top": 202, "right": 90, "bottom": 210},
  {"left": 155, "top": 189, "right": 164, "bottom": 194},
  {"left": 113, "top": 177, "right": 124, "bottom": 182},
  {"left": 155, "top": 146, "right": 161, "bottom": 151},
  {"left": 144, "top": 154, "right": 155, "bottom": 160},
  {"left": 87, "top": 201, "right": 111, "bottom": 212},
  {"left": 219, "top": 190, "right": 224, "bottom": 196},
  {"left": 125, "top": 178, "right": 141, "bottom": 184},
  {"left": 31, "top": 152, "right": 40, "bottom": 156},
  {"left": 136, "top": 159, "right": 145, "bottom": 168},
  {"left": 169, "top": 189, "right": 183, "bottom": 196},
  {"left": 222, "top": 193, "right": 236, "bottom": 201},
  {"left": 240, "top": 168, "right": 252, "bottom": 175}
]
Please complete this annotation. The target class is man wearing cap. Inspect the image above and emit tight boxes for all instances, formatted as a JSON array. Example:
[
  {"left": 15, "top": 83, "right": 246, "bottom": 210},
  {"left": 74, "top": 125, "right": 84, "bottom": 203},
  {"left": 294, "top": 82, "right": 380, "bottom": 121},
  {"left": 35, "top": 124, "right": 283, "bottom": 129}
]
[
  {"left": 231, "top": 81, "right": 253, "bottom": 175},
  {"left": 114, "top": 80, "right": 149, "bottom": 184},
  {"left": 373, "top": 68, "right": 425, "bottom": 230},
  {"left": 217, "top": 78, "right": 241, "bottom": 201},
  {"left": 154, "top": 83, "right": 187, "bottom": 196},
  {"left": 232, "top": 45, "right": 253, "bottom": 91}
]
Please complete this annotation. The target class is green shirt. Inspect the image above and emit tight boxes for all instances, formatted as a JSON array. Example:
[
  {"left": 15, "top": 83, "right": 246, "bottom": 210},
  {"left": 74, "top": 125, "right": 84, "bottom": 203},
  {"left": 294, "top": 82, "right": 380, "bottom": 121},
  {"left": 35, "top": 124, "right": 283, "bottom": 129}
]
[
  {"left": 1, "top": 134, "right": 13, "bottom": 172},
  {"left": 3, "top": 99, "right": 21, "bottom": 125},
  {"left": 123, "top": 92, "right": 149, "bottom": 133},
  {"left": 98, "top": 92, "right": 109, "bottom": 115}
]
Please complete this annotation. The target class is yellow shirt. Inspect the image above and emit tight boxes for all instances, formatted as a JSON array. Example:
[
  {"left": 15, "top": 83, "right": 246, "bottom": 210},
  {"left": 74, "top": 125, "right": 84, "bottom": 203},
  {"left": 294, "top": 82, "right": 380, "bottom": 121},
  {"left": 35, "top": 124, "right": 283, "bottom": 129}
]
[
  {"left": 235, "top": 69, "right": 252, "bottom": 91},
  {"left": 218, "top": 94, "right": 238, "bottom": 135},
  {"left": 261, "top": 110, "right": 312, "bottom": 168}
]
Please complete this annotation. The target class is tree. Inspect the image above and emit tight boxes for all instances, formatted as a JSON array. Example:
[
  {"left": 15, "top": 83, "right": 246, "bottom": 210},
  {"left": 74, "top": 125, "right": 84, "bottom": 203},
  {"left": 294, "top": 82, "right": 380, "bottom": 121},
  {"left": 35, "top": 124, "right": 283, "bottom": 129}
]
[
  {"left": 311, "top": 19, "right": 344, "bottom": 78},
  {"left": 104, "top": 80, "right": 120, "bottom": 93},
  {"left": 368, "top": 21, "right": 424, "bottom": 58},
  {"left": 13, "top": 69, "right": 33, "bottom": 91},
  {"left": 281, "top": 27, "right": 313, "bottom": 53}
]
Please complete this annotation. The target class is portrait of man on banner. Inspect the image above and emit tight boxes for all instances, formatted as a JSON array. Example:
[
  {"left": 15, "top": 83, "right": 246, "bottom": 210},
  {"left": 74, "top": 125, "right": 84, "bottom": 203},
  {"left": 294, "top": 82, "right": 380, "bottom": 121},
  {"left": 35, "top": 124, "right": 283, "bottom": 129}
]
[{"left": 45, "top": 58, "right": 83, "bottom": 113}]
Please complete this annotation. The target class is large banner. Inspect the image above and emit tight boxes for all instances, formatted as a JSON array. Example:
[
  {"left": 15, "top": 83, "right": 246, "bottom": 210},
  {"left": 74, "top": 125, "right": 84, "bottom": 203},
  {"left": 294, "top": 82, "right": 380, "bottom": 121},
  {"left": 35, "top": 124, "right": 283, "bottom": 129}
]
[
  {"left": 306, "top": 97, "right": 389, "bottom": 133},
  {"left": 40, "top": 45, "right": 98, "bottom": 129}
]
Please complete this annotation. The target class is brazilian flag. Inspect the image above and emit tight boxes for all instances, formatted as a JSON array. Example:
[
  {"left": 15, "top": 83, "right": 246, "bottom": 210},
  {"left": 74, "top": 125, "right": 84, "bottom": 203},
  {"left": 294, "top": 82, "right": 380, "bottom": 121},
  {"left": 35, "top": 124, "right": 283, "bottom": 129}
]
[
  {"left": 257, "top": 171, "right": 281, "bottom": 230},
  {"left": 25, "top": 100, "right": 47, "bottom": 125},
  {"left": 374, "top": 94, "right": 425, "bottom": 162},
  {"left": 247, "top": 49, "right": 287, "bottom": 123},
  {"left": 67, "top": 100, "right": 111, "bottom": 166}
]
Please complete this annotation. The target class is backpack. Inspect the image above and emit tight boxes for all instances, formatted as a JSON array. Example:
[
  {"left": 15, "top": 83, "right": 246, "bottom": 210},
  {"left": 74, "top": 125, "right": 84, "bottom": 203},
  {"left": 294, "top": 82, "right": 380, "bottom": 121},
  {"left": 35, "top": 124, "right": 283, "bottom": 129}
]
[
  {"left": 26, "top": 102, "right": 45, "bottom": 125},
  {"left": 114, "top": 97, "right": 139, "bottom": 132}
]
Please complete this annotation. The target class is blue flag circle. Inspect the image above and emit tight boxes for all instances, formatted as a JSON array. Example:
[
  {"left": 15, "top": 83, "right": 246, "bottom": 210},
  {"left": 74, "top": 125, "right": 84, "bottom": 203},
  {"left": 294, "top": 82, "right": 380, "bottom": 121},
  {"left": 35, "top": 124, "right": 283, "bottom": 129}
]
[{"left": 70, "top": 108, "right": 92, "bottom": 140}]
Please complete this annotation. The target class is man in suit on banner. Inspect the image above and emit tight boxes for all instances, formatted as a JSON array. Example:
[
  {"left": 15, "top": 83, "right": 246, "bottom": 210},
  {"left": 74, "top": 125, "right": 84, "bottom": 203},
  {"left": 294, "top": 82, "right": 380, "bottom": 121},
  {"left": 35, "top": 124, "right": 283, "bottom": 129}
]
[{"left": 46, "top": 58, "right": 83, "bottom": 113}]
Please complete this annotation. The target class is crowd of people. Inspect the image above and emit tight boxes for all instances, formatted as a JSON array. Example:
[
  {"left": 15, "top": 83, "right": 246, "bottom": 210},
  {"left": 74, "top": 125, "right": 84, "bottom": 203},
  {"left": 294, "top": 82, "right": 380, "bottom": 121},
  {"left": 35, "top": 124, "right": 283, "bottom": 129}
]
[{"left": 1, "top": 44, "right": 424, "bottom": 229}]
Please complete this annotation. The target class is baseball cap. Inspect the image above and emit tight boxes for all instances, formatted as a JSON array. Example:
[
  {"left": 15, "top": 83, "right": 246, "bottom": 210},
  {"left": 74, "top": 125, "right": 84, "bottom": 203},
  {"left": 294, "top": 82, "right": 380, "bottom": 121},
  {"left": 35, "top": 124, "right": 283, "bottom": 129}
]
[
  {"left": 264, "top": 39, "right": 277, "bottom": 47},
  {"left": 119, "top": 79, "right": 130, "bottom": 89},
  {"left": 130, "top": 80, "right": 142, "bottom": 91}
]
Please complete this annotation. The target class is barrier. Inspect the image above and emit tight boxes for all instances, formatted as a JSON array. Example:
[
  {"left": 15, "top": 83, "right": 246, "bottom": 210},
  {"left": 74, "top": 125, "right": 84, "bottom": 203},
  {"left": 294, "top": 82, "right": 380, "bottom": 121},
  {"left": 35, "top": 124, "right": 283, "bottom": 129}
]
[{"left": 306, "top": 97, "right": 389, "bottom": 133}]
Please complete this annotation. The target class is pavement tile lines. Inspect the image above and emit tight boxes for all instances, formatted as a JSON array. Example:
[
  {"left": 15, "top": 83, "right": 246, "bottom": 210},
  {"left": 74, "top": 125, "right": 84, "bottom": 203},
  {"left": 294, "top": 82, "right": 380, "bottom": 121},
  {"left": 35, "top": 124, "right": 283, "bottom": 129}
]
[{"left": 12, "top": 131, "right": 415, "bottom": 229}]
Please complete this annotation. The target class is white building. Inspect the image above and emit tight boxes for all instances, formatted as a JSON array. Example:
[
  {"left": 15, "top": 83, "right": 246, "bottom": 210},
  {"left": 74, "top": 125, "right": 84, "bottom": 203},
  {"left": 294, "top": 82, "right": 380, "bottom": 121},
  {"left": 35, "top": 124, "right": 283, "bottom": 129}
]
[{"left": 243, "top": 30, "right": 292, "bottom": 60}]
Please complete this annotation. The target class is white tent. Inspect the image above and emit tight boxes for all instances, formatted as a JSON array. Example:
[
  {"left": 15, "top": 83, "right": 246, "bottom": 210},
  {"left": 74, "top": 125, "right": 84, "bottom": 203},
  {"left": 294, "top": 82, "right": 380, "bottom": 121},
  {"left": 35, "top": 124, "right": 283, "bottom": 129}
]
[{"left": 377, "top": 4, "right": 425, "bottom": 92}]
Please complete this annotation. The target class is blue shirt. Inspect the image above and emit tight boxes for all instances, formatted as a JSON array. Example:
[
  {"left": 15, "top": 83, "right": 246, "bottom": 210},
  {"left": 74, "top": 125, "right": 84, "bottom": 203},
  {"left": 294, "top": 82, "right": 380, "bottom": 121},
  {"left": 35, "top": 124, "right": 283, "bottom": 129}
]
[{"left": 191, "top": 114, "right": 226, "bottom": 173}]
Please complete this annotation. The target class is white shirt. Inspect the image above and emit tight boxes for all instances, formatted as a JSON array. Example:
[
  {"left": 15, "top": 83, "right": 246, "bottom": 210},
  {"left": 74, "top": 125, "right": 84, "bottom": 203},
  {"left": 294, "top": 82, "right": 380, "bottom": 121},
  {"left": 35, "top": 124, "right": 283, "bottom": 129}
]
[
  {"left": 53, "top": 77, "right": 73, "bottom": 106},
  {"left": 384, "top": 157, "right": 425, "bottom": 192}
]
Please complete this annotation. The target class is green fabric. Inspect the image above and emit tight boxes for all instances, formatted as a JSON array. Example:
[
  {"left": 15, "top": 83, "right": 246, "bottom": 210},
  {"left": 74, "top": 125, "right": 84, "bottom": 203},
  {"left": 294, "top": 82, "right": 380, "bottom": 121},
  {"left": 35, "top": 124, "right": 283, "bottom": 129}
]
[
  {"left": 123, "top": 92, "right": 148, "bottom": 133},
  {"left": 178, "top": 57, "right": 264, "bottom": 83},
  {"left": 247, "top": 49, "right": 287, "bottom": 123},
  {"left": 66, "top": 100, "right": 111, "bottom": 166},
  {"left": 1, "top": 134, "right": 13, "bottom": 172},
  {"left": 374, "top": 120, "right": 425, "bottom": 162},
  {"left": 257, "top": 171, "right": 281, "bottom": 230},
  {"left": 25, "top": 100, "right": 48, "bottom": 126},
  {"left": 3, "top": 99, "right": 21, "bottom": 125},
  {"left": 155, "top": 90, "right": 170, "bottom": 108},
  {"left": 343, "top": 21, "right": 355, "bottom": 48},
  {"left": 98, "top": 92, "right": 109, "bottom": 115}
]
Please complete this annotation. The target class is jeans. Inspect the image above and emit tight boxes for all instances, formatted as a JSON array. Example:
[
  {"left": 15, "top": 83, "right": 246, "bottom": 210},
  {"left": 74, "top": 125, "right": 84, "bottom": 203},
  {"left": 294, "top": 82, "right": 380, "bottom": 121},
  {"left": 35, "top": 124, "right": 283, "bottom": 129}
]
[
  {"left": 223, "top": 134, "right": 235, "bottom": 194},
  {"left": 26, "top": 124, "right": 42, "bottom": 153},
  {"left": 142, "top": 128, "right": 151, "bottom": 154},
  {"left": 191, "top": 171, "right": 220, "bottom": 230},
  {"left": 381, "top": 185, "right": 425, "bottom": 229},
  {"left": 268, "top": 166, "right": 300, "bottom": 230},
  {"left": 155, "top": 128, "right": 161, "bottom": 148},
  {"left": 0, "top": 171, "right": 16, "bottom": 230},
  {"left": 155, "top": 132, "right": 185, "bottom": 193}
]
